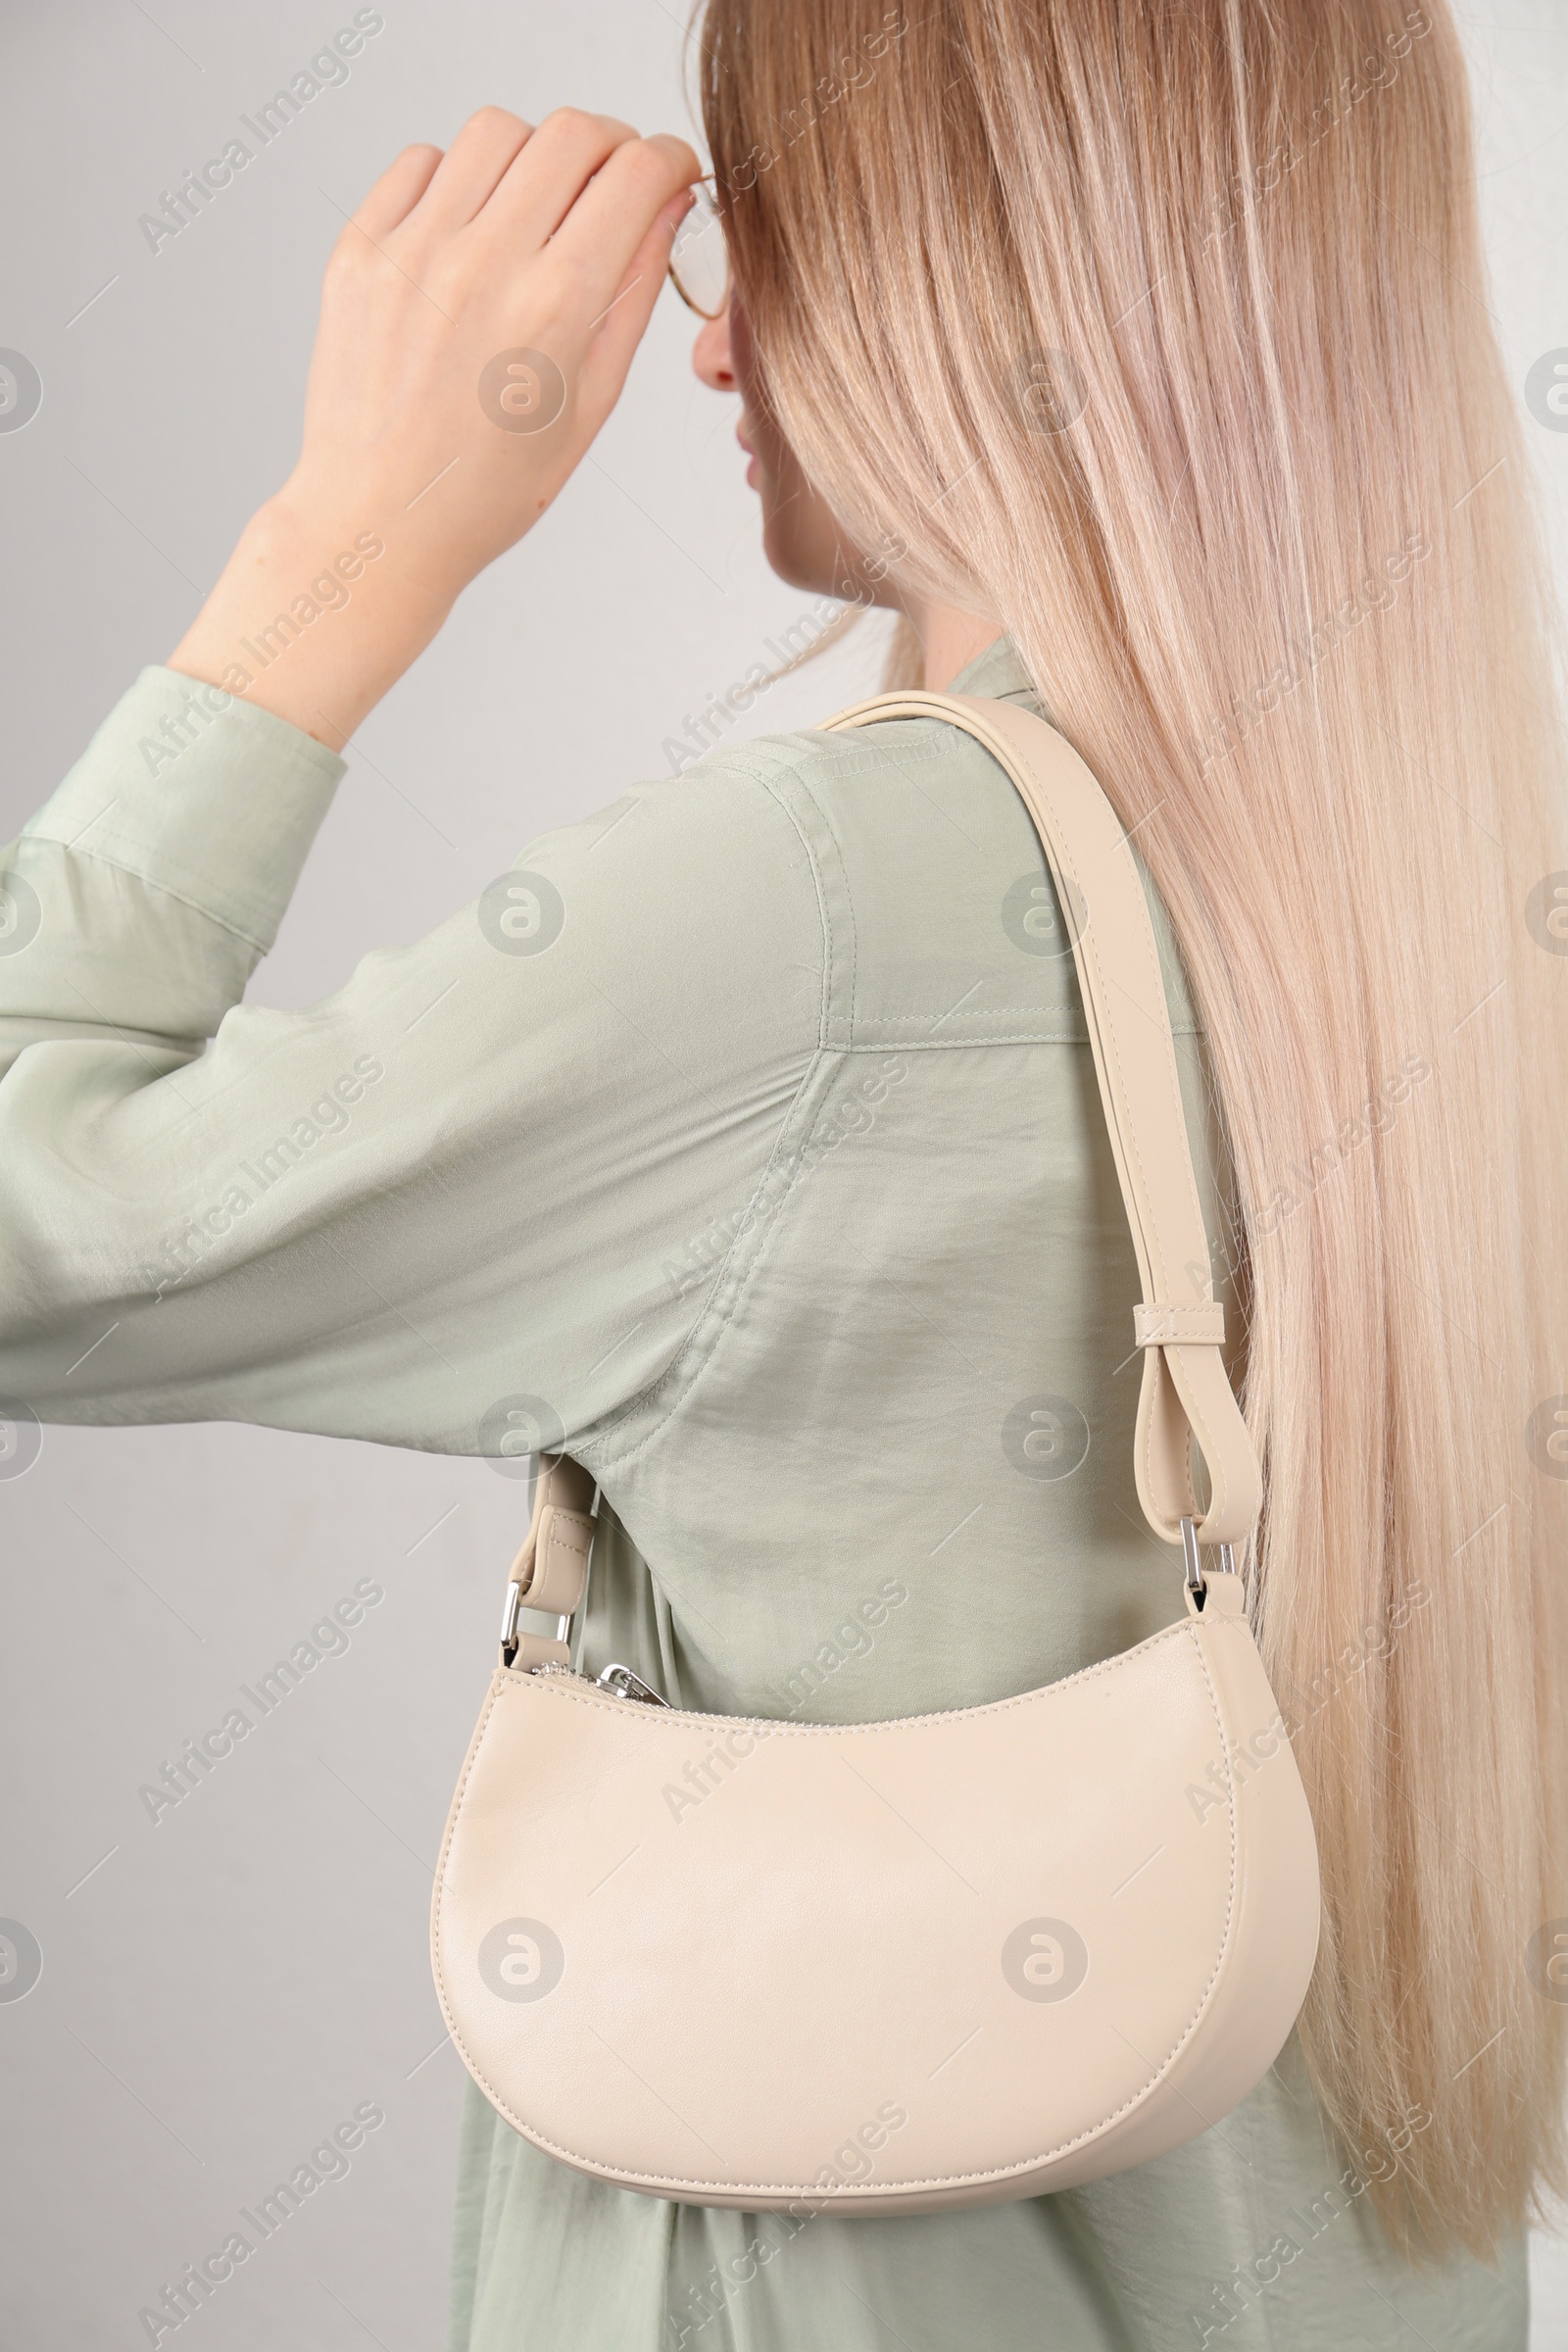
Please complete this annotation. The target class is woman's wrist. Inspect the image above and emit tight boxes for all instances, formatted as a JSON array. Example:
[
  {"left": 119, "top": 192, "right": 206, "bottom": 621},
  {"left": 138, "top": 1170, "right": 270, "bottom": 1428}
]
[{"left": 168, "top": 487, "right": 455, "bottom": 751}]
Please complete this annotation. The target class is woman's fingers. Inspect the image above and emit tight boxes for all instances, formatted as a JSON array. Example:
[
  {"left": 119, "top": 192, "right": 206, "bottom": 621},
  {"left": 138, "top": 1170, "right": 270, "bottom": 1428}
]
[
  {"left": 403, "top": 105, "right": 537, "bottom": 234},
  {"left": 270, "top": 103, "right": 704, "bottom": 661},
  {"left": 571, "top": 185, "right": 696, "bottom": 425},
  {"left": 534, "top": 130, "right": 702, "bottom": 327},
  {"left": 174, "top": 100, "right": 705, "bottom": 744},
  {"left": 476, "top": 107, "right": 644, "bottom": 254},
  {"left": 348, "top": 140, "right": 445, "bottom": 243}
]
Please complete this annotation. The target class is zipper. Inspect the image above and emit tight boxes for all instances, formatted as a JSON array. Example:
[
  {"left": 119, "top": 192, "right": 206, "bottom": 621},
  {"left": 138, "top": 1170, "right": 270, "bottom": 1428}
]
[{"left": 530, "top": 1660, "right": 670, "bottom": 1708}]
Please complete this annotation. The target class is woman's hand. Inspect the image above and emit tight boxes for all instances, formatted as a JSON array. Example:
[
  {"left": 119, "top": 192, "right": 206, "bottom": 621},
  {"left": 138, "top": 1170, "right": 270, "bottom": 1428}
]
[{"left": 169, "top": 107, "right": 699, "bottom": 747}]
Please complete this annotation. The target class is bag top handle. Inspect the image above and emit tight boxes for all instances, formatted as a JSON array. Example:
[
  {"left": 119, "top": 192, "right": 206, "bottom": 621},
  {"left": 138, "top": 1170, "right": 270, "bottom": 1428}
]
[{"left": 821, "top": 690, "right": 1260, "bottom": 1552}]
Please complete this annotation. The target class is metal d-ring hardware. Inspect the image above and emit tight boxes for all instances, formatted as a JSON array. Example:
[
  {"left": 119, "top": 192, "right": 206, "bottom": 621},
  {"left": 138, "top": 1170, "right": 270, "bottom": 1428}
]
[
  {"left": 497, "top": 1494, "right": 668, "bottom": 1705},
  {"left": 500, "top": 1577, "right": 574, "bottom": 1668},
  {"left": 1180, "top": 1516, "right": 1239, "bottom": 1606}
]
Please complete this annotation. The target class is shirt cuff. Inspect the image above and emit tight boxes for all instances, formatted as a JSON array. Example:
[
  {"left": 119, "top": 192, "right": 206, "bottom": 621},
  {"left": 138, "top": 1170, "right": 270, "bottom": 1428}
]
[{"left": 23, "top": 665, "right": 347, "bottom": 954}]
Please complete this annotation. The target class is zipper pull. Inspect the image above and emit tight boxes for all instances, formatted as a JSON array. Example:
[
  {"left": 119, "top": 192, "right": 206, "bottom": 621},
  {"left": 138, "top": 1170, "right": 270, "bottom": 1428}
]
[{"left": 594, "top": 1662, "right": 670, "bottom": 1708}]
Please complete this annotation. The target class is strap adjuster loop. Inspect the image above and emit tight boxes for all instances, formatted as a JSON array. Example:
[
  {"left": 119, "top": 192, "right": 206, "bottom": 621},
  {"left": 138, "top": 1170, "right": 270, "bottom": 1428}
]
[{"left": 1134, "top": 1301, "right": 1225, "bottom": 1348}]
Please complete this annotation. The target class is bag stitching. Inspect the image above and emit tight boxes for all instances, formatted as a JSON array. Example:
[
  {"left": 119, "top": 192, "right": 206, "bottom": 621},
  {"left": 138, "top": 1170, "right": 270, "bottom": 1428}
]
[{"left": 433, "top": 1615, "right": 1252, "bottom": 2197}]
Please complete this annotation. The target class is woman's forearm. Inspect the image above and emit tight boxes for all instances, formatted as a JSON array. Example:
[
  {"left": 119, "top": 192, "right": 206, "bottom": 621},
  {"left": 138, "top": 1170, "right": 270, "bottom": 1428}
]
[{"left": 167, "top": 489, "right": 453, "bottom": 751}]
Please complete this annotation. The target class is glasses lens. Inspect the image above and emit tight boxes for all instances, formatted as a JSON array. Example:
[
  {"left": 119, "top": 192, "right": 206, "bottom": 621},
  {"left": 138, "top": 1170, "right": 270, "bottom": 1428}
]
[{"left": 669, "top": 180, "right": 729, "bottom": 318}]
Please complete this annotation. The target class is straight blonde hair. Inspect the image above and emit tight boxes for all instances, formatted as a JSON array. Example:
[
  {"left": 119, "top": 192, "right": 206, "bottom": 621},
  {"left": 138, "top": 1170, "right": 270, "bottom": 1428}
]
[{"left": 698, "top": 0, "right": 1568, "bottom": 2262}]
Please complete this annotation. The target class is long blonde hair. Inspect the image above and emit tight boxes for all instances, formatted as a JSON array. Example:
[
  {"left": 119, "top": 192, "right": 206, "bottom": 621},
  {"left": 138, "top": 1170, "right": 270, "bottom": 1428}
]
[{"left": 698, "top": 0, "right": 1568, "bottom": 2261}]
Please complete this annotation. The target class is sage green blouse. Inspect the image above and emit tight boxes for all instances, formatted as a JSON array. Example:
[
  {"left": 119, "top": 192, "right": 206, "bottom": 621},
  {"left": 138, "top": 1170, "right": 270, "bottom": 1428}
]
[{"left": 0, "top": 638, "right": 1524, "bottom": 2349}]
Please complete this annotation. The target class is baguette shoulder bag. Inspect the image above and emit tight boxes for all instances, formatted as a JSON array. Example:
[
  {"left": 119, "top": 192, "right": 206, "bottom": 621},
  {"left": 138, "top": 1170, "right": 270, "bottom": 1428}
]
[{"left": 431, "top": 690, "right": 1321, "bottom": 2215}]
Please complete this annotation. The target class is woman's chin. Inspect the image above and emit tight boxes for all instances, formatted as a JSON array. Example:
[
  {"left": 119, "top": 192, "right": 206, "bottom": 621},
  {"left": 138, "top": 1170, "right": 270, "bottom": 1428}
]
[
  {"left": 758, "top": 521, "right": 812, "bottom": 593},
  {"left": 759, "top": 511, "right": 840, "bottom": 599}
]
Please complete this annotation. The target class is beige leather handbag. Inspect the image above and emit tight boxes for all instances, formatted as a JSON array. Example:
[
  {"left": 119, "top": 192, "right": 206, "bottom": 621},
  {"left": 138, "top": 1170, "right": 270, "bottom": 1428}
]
[{"left": 432, "top": 691, "right": 1321, "bottom": 2215}]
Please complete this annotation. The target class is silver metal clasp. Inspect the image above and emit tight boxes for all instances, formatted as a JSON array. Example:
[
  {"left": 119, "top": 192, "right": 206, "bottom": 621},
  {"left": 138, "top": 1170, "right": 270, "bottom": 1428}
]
[{"left": 1180, "top": 1516, "right": 1239, "bottom": 1606}]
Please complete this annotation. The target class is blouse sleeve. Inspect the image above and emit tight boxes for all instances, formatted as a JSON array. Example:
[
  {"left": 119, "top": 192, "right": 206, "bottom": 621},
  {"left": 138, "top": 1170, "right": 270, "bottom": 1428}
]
[{"left": 0, "top": 666, "right": 823, "bottom": 1458}]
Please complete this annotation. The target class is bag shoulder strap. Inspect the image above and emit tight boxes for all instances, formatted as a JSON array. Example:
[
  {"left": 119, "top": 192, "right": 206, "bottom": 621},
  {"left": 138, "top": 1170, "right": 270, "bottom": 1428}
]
[{"left": 820, "top": 689, "right": 1260, "bottom": 1551}]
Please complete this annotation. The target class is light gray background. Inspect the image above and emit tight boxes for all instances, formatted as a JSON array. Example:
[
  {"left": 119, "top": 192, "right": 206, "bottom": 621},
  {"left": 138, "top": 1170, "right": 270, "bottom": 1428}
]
[{"left": 0, "top": 5, "right": 1563, "bottom": 2347}]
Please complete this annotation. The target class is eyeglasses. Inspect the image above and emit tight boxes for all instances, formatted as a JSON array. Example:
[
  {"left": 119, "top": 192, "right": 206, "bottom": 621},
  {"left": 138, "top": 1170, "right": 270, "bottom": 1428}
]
[{"left": 667, "top": 176, "right": 731, "bottom": 319}]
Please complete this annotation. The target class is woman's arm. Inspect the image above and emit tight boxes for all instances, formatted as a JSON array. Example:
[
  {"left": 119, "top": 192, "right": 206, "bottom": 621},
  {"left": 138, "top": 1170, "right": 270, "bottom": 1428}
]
[
  {"left": 0, "top": 108, "right": 830, "bottom": 1458},
  {"left": 0, "top": 695, "right": 822, "bottom": 1452},
  {"left": 169, "top": 107, "right": 698, "bottom": 748},
  {"left": 0, "top": 103, "right": 701, "bottom": 1072}
]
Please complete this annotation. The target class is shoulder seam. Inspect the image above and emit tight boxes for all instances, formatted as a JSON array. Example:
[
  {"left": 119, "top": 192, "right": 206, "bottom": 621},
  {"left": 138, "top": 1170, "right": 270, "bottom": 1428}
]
[{"left": 747, "top": 765, "right": 839, "bottom": 1048}]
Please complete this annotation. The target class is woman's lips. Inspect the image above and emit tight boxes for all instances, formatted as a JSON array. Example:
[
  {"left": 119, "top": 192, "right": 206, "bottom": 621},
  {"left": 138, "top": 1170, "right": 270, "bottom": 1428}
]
[{"left": 737, "top": 420, "right": 758, "bottom": 486}]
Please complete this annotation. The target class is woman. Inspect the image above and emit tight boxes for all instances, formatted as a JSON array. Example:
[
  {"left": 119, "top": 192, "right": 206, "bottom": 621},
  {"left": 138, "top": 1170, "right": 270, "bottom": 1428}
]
[{"left": 2, "top": 0, "right": 1563, "bottom": 2345}]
